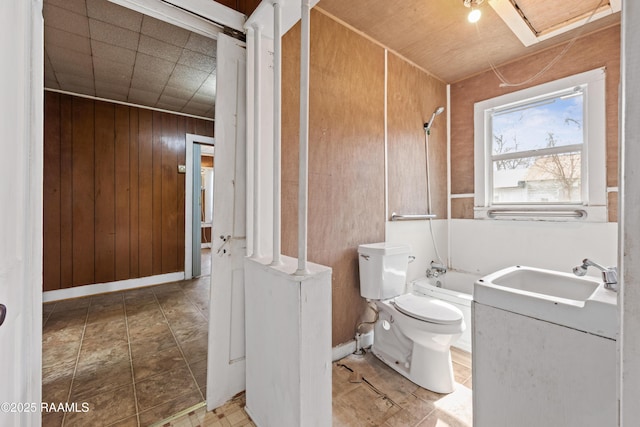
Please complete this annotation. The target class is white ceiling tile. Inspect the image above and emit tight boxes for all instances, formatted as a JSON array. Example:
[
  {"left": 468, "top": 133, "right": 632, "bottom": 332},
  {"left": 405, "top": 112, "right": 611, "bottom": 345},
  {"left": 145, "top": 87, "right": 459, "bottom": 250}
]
[
  {"left": 86, "top": 0, "right": 143, "bottom": 32},
  {"left": 167, "top": 65, "right": 209, "bottom": 92},
  {"left": 56, "top": 73, "right": 95, "bottom": 89},
  {"left": 178, "top": 49, "right": 216, "bottom": 73},
  {"left": 161, "top": 86, "right": 195, "bottom": 100},
  {"left": 46, "top": 45, "right": 94, "bottom": 76},
  {"left": 198, "top": 74, "right": 217, "bottom": 97},
  {"left": 89, "top": 19, "right": 139, "bottom": 50},
  {"left": 91, "top": 39, "right": 136, "bottom": 66},
  {"left": 157, "top": 94, "right": 188, "bottom": 109},
  {"left": 95, "top": 82, "right": 129, "bottom": 98},
  {"left": 183, "top": 100, "right": 214, "bottom": 116},
  {"left": 129, "top": 76, "right": 166, "bottom": 94},
  {"left": 60, "top": 83, "right": 96, "bottom": 97},
  {"left": 128, "top": 88, "right": 160, "bottom": 105},
  {"left": 45, "top": 77, "right": 60, "bottom": 90},
  {"left": 96, "top": 90, "right": 128, "bottom": 102},
  {"left": 133, "top": 52, "right": 175, "bottom": 76},
  {"left": 184, "top": 33, "right": 217, "bottom": 56},
  {"left": 43, "top": 3, "right": 90, "bottom": 38},
  {"left": 45, "top": 0, "right": 87, "bottom": 16},
  {"left": 138, "top": 35, "right": 183, "bottom": 63},
  {"left": 93, "top": 56, "right": 133, "bottom": 81},
  {"left": 190, "top": 92, "right": 215, "bottom": 105},
  {"left": 141, "top": 15, "right": 190, "bottom": 48},
  {"left": 45, "top": 26, "right": 91, "bottom": 55}
]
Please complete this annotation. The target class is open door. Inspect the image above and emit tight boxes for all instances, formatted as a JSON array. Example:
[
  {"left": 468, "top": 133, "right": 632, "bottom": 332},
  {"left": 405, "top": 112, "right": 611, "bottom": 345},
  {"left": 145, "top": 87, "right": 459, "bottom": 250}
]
[
  {"left": 0, "top": 1, "right": 43, "bottom": 425},
  {"left": 207, "top": 32, "right": 247, "bottom": 409}
]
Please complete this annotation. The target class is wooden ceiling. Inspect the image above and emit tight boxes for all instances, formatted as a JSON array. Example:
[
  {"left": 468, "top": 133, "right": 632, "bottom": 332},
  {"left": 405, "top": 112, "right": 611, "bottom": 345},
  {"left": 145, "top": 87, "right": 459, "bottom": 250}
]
[{"left": 316, "top": 0, "right": 620, "bottom": 83}]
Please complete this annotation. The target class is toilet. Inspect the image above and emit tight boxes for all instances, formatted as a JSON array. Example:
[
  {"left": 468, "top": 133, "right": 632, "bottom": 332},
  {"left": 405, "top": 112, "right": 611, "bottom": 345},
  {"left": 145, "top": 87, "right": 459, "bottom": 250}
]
[{"left": 358, "top": 242, "right": 466, "bottom": 394}]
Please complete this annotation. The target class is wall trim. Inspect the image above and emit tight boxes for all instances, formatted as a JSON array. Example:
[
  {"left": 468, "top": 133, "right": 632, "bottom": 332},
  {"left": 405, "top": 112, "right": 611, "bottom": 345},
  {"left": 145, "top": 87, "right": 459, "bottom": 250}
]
[
  {"left": 450, "top": 193, "right": 474, "bottom": 199},
  {"left": 44, "top": 88, "right": 215, "bottom": 122},
  {"left": 42, "top": 272, "right": 185, "bottom": 302},
  {"left": 332, "top": 332, "right": 374, "bottom": 362}
]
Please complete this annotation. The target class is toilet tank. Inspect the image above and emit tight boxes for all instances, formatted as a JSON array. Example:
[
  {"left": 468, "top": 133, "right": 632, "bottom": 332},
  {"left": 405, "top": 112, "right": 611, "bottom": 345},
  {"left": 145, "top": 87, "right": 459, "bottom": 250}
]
[{"left": 358, "top": 243, "right": 412, "bottom": 300}]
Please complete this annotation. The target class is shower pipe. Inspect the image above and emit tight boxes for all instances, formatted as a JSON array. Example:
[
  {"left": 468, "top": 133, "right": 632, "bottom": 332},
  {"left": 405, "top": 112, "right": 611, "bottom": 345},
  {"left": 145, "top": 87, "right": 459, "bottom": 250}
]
[
  {"left": 271, "top": 0, "right": 283, "bottom": 266},
  {"left": 295, "top": 0, "right": 311, "bottom": 275},
  {"left": 251, "top": 24, "right": 262, "bottom": 259},
  {"left": 424, "top": 107, "right": 446, "bottom": 267}
]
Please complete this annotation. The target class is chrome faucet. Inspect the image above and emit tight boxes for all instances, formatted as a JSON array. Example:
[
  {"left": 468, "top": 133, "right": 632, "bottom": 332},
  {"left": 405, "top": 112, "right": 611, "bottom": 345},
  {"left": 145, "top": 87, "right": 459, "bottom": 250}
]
[
  {"left": 426, "top": 261, "right": 447, "bottom": 279},
  {"left": 573, "top": 258, "right": 618, "bottom": 291}
]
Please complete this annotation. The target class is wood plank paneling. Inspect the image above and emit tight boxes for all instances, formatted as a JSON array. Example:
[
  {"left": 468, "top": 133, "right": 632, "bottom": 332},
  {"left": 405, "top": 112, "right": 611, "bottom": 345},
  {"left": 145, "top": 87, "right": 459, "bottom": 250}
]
[
  {"left": 176, "top": 117, "right": 187, "bottom": 271},
  {"left": 161, "top": 113, "right": 179, "bottom": 273},
  {"left": 115, "top": 105, "right": 130, "bottom": 280},
  {"left": 43, "top": 92, "right": 61, "bottom": 291},
  {"left": 59, "top": 95, "right": 73, "bottom": 287},
  {"left": 43, "top": 93, "right": 213, "bottom": 290},
  {"left": 152, "top": 111, "right": 163, "bottom": 275},
  {"left": 129, "top": 108, "right": 140, "bottom": 277},
  {"left": 71, "top": 97, "right": 95, "bottom": 286},
  {"left": 282, "top": 10, "right": 386, "bottom": 346},
  {"left": 450, "top": 25, "right": 620, "bottom": 219},
  {"left": 387, "top": 53, "right": 447, "bottom": 220},
  {"left": 138, "top": 109, "right": 154, "bottom": 278},
  {"left": 94, "top": 101, "right": 116, "bottom": 283}
]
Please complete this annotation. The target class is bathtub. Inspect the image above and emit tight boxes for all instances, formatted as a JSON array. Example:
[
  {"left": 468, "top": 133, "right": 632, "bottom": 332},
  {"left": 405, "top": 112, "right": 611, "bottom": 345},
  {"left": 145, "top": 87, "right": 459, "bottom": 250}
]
[{"left": 410, "top": 271, "right": 477, "bottom": 353}]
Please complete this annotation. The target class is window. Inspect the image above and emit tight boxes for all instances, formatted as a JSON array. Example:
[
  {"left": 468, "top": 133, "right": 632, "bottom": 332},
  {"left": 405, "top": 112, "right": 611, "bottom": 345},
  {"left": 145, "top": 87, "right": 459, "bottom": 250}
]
[{"left": 474, "top": 68, "right": 607, "bottom": 221}]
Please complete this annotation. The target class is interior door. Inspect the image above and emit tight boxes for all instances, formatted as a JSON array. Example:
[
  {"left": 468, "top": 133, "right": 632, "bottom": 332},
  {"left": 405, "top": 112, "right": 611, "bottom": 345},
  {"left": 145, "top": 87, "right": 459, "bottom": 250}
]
[
  {"left": 207, "top": 32, "right": 247, "bottom": 409},
  {"left": 0, "top": 0, "right": 43, "bottom": 426},
  {"left": 192, "top": 143, "right": 202, "bottom": 277}
]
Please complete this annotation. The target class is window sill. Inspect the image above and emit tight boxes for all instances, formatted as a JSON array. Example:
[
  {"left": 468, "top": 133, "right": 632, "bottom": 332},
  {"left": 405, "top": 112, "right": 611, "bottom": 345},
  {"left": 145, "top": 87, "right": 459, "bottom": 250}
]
[{"left": 473, "top": 205, "right": 608, "bottom": 222}]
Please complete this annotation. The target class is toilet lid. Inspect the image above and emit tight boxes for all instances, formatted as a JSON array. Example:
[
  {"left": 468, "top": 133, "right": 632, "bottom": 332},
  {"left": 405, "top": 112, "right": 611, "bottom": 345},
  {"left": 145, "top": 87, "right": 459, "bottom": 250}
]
[{"left": 393, "top": 294, "right": 463, "bottom": 325}]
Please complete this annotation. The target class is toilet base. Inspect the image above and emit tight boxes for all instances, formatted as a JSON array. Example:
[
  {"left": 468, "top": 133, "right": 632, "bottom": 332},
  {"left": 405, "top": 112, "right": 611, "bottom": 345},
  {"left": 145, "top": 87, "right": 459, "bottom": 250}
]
[{"left": 372, "top": 305, "right": 458, "bottom": 394}]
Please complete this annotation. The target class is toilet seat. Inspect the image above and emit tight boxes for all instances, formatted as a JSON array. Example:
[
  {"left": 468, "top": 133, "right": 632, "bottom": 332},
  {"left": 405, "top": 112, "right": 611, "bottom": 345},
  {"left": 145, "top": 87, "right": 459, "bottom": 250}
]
[{"left": 393, "top": 294, "right": 462, "bottom": 325}]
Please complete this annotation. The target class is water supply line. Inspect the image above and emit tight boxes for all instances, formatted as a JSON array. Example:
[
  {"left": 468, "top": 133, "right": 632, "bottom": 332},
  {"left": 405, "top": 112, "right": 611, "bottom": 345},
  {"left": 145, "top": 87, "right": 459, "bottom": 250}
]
[
  {"left": 423, "top": 107, "right": 446, "bottom": 268},
  {"left": 354, "top": 301, "right": 379, "bottom": 355}
]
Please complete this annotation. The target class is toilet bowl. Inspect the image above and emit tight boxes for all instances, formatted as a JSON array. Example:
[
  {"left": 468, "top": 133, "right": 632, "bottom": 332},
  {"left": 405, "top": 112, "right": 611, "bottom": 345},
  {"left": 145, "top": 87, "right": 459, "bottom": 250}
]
[{"left": 358, "top": 242, "right": 466, "bottom": 393}]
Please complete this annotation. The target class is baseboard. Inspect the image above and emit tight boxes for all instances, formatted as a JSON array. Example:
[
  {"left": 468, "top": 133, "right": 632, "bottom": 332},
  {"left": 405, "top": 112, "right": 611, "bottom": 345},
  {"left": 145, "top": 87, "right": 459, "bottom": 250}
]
[
  {"left": 42, "top": 272, "right": 186, "bottom": 302},
  {"left": 332, "top": 331, "right": 374, "bottom": 362}
]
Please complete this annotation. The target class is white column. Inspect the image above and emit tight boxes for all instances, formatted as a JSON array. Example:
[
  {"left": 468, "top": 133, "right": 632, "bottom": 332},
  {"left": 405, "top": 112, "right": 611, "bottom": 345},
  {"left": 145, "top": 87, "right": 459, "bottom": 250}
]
[
  {"left": 295, "top": 0, "right": 311, "bottom": 275},
  {"left": 251, "top": 24, "right": 263, "bottom": 258},
  {"left": 271, "top": 0, "right": 283, "bottom": 266}
]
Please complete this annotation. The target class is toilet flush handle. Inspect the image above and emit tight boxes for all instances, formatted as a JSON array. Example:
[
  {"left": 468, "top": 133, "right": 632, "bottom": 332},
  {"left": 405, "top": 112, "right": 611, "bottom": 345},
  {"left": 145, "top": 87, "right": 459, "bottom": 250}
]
[{"left": 360, "top": 254, "right": 370, "bottom": 261}]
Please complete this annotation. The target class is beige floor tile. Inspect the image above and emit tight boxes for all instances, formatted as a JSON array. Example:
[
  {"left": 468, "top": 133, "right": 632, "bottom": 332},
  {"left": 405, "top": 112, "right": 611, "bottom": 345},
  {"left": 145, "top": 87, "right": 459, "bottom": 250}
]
[
  {"left": 452, "top": 361, "right": 472, "bottom": 384},
  {"left": 75, "top": 341, "right": 130, "bottom": 375},
  {"left": 138, "top": 389, "right": 203, "bottom": 426},
  {"left": 179, "top": 333, "right": 208, "bottom": 364},
  {"left": 135, "top": 365, "right": 201, "bottom": 411},
  {"left": 333, "top": 383, "right": 401, "bottom": 426},
  {"left": 70, "top": 360, "right": 134, "bottom": 401},
  {"left": 129, "top": 331, "right": 179, "bottom": 360},
  {"left": 64, "top": 383, "right": 137, "bottom": 427},
  {"left": 132, "top": 345, "right": 188, "bottom": 381},
  {"left": 189, "top": 358, "right": 207, "bottom": 389},
  {"left": 451, "top": 348, "right": 472, "bottom": 368}
]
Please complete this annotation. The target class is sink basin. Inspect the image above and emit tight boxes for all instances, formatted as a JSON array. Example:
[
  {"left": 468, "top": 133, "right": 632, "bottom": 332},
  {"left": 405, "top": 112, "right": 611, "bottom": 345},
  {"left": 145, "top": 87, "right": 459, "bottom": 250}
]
[{"left": 474, "top": 265, "right": 618, "bottom": 339}]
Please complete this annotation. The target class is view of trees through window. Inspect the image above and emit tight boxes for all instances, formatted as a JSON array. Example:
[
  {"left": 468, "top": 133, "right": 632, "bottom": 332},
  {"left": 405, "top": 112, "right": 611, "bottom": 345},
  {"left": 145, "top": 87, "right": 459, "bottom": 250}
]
[{"left": 491, "top": 89, "right": 584, "bottom": 204}]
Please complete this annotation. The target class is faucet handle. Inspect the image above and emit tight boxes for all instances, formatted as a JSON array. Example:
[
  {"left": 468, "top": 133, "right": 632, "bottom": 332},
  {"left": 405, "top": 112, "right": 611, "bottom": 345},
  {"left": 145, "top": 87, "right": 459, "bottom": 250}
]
[{"left": 602, "top": 267, "right": 618, "bottom": 287}]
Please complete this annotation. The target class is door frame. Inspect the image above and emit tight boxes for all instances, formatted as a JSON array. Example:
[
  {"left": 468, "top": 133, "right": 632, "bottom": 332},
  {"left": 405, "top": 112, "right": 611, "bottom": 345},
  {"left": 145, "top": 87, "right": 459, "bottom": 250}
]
[{"left": 185, "top": 134, "right": 215, "bottom": 279}]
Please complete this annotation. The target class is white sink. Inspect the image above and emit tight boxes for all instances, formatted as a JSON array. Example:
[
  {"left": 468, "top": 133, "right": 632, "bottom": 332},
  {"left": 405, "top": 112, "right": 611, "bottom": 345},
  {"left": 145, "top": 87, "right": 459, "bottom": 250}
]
[{"left": 474, "top": 265, "right": 618, "bottom": 339}]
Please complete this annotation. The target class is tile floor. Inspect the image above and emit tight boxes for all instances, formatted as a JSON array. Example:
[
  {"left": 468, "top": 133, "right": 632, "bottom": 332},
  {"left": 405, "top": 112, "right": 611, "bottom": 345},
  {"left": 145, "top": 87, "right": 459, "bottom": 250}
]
[
  {"left": 43, "top": 246, "right": 473, "bottom": 426},
  {"left": 42, "top": 250, "right": 212, "bottom": 427},
  {"left": 163, "top": 348, "right": 473, "bottom": 427}
]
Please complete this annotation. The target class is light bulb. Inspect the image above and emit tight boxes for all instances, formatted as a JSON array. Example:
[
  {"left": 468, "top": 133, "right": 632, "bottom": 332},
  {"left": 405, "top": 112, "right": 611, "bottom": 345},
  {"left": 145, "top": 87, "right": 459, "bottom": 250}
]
[{"left": 468, "top": 8, "right": 481, "bottom": 23}]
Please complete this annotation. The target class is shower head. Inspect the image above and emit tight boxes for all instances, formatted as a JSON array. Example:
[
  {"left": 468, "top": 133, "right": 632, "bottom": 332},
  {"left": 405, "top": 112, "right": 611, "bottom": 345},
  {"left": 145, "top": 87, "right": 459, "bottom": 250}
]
[{"left": 424, "top": 106, "right": 445, "bottom": 133}]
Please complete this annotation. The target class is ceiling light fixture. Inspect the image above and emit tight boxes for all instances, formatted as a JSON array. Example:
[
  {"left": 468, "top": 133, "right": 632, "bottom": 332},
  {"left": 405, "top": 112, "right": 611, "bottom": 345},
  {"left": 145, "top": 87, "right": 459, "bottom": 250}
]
[{"left": 464, "top": 0, "right": 485, "bottom": 23}]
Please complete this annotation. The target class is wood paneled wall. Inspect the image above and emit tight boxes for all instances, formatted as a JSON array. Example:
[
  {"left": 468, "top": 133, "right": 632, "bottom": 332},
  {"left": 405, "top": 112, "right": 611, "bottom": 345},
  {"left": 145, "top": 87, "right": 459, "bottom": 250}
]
[
  {"left": 387, "top": 53, "right": 447, "bottom": 219},
  {"left": 282, "top": 10, "right": 386, "bottom": 346},
  {"left": 282, "top": 10, "right": 447, "bottom": 346},
  {"left": 215, "top": 0, "right": 261, "bottom": 16},
  {"left": 450, "top": 25, "right": 620, "bottom": 220},
  {"left": 43, "top": 92, "right": 213, "bottom": 291}
]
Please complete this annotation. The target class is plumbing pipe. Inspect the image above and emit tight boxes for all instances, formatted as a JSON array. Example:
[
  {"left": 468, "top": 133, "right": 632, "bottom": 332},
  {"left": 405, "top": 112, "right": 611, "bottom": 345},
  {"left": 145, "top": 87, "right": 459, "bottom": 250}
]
[
  {"left": 251, "top": 23, "right": 262, "bottom": 259},
  {"left": 295, "top": 0, "right": 310, "bottom": 275},
  {"left": 271, "top": 0, "right": 282, "bottom": 266}
]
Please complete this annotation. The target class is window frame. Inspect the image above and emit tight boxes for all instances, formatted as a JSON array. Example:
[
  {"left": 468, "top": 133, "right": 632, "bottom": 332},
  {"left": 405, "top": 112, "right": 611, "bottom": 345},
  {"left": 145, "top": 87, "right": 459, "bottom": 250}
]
[{"left": 473, "top": 68, "right": 607, "bottom": 221}]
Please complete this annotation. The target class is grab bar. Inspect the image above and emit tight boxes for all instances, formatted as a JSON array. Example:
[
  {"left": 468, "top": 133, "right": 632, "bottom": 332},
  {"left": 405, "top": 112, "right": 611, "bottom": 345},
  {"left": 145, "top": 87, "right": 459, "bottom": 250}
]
[
  {"left": 487, "top": 209, "right": 587, "bottom": 218},
  {"left": 390, "top": 212, "right": 437, "bottom": 221}
]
